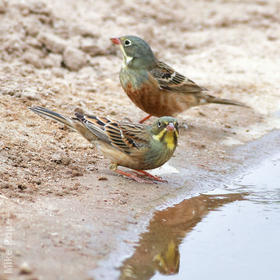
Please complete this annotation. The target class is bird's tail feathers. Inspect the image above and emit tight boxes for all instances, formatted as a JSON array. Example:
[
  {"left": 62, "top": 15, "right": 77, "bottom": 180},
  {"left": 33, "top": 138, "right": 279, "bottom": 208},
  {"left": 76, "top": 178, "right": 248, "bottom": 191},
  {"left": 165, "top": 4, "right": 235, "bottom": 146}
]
[
  {"left": 29, "top": 106, "right": 100, "bottom": 143},
  {"left": 29, "top": 106, "right": 75, "bottom": 128},
  {"left": 204, "top": 95, "right": 249, "bottom": 108}
]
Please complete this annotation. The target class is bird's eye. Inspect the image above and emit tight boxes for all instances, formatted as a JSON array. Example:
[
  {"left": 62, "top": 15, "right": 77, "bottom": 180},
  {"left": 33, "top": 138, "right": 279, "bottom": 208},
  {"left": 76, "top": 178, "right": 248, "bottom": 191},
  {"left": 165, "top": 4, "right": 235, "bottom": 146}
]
[
  {"left": 124, "top": 39, "right": 131, "bottom": 46},
  {"left": 158, "top": 121, "right": 162, "bottom": 128}
]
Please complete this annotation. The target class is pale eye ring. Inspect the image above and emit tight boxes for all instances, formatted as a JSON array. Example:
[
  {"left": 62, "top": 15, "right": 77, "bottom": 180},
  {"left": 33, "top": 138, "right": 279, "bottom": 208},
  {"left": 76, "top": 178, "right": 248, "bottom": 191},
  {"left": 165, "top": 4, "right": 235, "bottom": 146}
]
[
  {"left": 157, "top": 121, "right": 162, "bottom": 128},
  {"left": 124, "top": 39, "right": 131, "bottom": 46}
]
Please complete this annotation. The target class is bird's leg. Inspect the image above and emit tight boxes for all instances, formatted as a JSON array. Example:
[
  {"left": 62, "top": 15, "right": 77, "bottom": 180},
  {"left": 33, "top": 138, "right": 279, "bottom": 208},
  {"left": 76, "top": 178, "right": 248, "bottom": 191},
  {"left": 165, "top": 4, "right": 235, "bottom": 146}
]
[
  {"left": 135, "top": 170, "right": 167, "bottom": 183},
  {"left": 179, "top": 122, "right": 189, "bottom": 129},
  {"left": 114, "top": 169, "right": 153, "bottom": 183},
  {"left": 139, "top": 114, "right": 152, "bottom": 124},
  {"left": 110, "top": 164, "right": 153, "bottom": 183}
]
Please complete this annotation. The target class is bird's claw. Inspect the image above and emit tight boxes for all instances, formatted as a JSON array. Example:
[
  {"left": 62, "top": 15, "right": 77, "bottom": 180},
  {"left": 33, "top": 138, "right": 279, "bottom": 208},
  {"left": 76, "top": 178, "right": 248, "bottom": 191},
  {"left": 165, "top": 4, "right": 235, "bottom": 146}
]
[
  {"left": 135, "top": 170, "right": 167, "bottom": 183},
  {"left": 114, "top": 169, "right": 154, "bottom": 184}
]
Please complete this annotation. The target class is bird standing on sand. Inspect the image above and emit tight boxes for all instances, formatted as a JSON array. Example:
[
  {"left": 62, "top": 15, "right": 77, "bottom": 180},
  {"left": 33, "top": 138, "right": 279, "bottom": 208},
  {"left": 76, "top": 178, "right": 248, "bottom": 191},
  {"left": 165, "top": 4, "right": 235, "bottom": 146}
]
[
  {"left": 111, "top": 35, "right": 247, "bottom": 123},
  {"left": 29, "top": 106, "right": 179, "bottom": 183}
]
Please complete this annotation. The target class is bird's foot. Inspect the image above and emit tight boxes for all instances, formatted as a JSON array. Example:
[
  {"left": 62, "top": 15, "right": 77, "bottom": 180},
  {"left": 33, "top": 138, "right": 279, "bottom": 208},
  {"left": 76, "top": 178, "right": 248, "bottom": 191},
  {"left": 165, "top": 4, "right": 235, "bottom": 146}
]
[
  {"left": 139, "top": 114, "right": 152, "bottom": 124},
  {"left": 179, "top": 121, "right": 190, "bottom": 130},
  {"left": 114, "top": 169, "right": 153, "bottom": 184},
  {"left": 135, "top": 170, "right": 167, "bottom": 183}
]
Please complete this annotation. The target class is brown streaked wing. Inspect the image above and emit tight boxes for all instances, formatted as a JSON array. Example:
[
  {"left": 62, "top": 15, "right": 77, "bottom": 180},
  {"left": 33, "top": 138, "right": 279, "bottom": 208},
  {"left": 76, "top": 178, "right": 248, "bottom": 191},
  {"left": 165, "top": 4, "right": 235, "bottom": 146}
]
[
  {"left": 74, "top": 113, "right": 112, "bottom": 144},
  {"left": 83, "top": 115, "right": 111, "bottom": 129},
  {"left": 150, "top": 60, "right": 205, "bottom": 93},
  {"left": 104, "top": 122, "right": 148, "bottom": 154},
  {"left": 82, "top": 115, "right": 150, "bottom": 154},
  {"left": 119, "top": 123, "right": 151, "bottom": 147}
]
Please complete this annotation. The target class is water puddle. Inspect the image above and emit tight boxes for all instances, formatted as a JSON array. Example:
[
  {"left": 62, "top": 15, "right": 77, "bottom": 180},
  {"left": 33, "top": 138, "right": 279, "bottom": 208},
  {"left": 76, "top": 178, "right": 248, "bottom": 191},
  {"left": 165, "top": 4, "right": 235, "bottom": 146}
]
[{"left": 118, "top": 153, "right": 280, "bottom": 280}]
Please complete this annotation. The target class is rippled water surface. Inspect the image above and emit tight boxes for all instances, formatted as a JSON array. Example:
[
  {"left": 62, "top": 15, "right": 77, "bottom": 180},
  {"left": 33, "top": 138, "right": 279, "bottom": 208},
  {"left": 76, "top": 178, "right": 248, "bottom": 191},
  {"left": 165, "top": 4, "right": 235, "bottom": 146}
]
[{"left": 119, "top": 153, "right": 280, "bottom": 280}]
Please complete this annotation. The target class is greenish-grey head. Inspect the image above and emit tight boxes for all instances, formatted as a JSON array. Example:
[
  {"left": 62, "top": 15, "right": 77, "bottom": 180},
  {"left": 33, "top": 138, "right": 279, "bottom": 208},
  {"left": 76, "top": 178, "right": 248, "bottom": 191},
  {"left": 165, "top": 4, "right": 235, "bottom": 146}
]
[
  {"left": 150, "top": 117, "right": 179, "bottom": 151},
  {"left": 111, "top": 35, "right": 156, "bottom": 69}
]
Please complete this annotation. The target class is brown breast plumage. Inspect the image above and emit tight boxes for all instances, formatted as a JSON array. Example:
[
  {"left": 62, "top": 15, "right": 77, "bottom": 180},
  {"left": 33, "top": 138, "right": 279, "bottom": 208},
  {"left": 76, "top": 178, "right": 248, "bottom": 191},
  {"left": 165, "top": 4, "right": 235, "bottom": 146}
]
[{"left": 123, "top": 81, "right": 199, "bottom": 117}]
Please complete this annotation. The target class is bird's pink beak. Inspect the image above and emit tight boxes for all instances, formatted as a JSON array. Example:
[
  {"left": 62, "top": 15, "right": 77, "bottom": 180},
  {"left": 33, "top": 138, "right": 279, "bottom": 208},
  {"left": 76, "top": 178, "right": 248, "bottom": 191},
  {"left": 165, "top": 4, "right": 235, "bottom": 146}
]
[
  {"left": 110, "top": 37, "right": 121, "bottom": 45},
  {"left": 166, "top": 123, "right": 175, "bottom": 131}
]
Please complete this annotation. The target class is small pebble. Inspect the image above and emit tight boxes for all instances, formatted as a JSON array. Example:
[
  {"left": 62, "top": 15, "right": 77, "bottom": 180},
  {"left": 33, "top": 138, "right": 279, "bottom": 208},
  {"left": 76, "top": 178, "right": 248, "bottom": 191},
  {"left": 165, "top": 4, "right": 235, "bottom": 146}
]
[
  {"left": 19, "top": 262, "right": 32, "bottom": 275},
  {"left": 63, "top": 47, "right": 87, "bottom": 71}
]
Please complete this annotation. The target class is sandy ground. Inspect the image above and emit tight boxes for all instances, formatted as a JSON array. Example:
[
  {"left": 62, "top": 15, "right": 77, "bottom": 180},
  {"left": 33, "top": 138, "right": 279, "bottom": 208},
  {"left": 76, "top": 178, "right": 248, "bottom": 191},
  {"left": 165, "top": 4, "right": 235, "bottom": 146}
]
[{"left": 0, "top": 0, "right": 280, "bottom": 279}]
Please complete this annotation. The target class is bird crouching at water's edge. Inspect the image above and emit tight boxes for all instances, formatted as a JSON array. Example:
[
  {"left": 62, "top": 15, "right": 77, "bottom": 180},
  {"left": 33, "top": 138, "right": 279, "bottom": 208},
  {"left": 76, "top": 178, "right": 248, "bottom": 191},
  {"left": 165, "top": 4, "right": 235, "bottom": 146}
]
[
  {"left": 29, "top": 106, "right": 179, "bottom": 183},
  {"left": 111, "top": 35, "right": 248, "bottom": 123}
]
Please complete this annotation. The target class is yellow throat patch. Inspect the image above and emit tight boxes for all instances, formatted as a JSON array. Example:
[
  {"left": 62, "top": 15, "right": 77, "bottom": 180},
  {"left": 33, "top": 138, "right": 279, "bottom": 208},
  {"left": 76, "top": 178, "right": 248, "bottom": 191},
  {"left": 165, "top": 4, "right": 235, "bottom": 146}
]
[
  {"left": 153, "top": 129, "right": 177, "bottom": 150},
  {"left": 120, "top": 44, "right": 133, "bottom": 67}
]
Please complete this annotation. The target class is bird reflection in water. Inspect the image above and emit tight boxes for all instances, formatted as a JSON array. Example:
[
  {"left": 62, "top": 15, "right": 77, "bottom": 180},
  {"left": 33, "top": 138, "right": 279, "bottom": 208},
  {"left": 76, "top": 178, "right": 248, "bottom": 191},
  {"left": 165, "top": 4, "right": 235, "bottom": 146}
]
[{"left": 119, "top": 192, "right": 245, "bottom": 280}]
